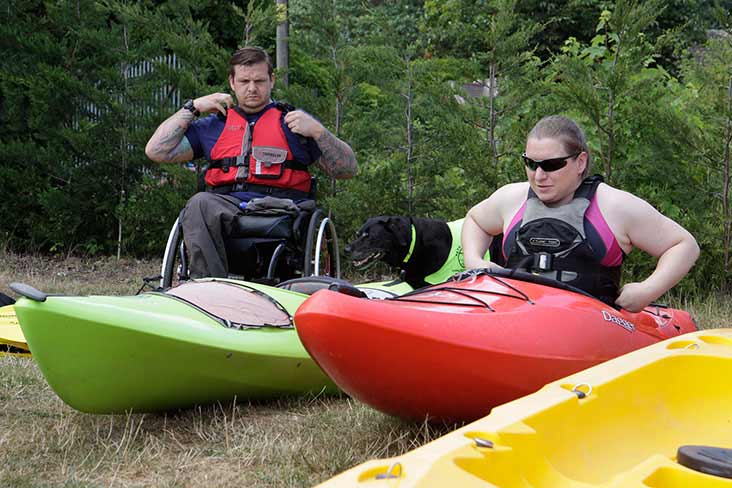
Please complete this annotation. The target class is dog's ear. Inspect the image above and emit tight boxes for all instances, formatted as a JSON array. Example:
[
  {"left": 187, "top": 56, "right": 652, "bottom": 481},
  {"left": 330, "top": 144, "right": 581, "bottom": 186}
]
[
  {"left": 359, "top": 216, "right": 389, "bottom": 234},
  {"left": 370, "top": 216, "right": 390, "bottom": 225},
  {"left": 386, "top": 217, "right": 411, "bottom": 248}
]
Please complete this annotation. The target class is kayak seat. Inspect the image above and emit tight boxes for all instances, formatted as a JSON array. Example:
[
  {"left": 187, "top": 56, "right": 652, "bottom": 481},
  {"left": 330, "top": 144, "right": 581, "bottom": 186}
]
[
  {"left": 159, "top": 198, "right": 341, "bottom": 289},
  {"left": 278, "top": 276, "right": 367, "bottom": 298}
]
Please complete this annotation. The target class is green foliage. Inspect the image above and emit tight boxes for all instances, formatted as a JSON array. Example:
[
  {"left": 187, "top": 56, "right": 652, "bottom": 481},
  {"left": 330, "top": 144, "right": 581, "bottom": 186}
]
[
  {"left": 0, "top": 0, "right": 223, "bottom": 256},
  {"left": 2, "top": 0, "right": 731, "bottom": 295},
  {"left": 680, "top": 19, "right": 732, "bottom": 289},
  {"left": 118, "top": 169, "right": 196, "bottom": 256}
]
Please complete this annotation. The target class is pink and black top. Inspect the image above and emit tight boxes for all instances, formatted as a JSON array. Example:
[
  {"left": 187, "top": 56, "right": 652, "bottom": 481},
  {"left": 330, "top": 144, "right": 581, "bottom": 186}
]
[{"left": 502, "top": 175, "right": 624, "bottom": 303}]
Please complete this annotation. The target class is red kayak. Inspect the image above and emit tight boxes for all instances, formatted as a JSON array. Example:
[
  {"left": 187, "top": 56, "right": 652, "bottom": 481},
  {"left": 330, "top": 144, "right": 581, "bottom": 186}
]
[{"left": 295, "top": 269, "right": 698, "bottom": 422}]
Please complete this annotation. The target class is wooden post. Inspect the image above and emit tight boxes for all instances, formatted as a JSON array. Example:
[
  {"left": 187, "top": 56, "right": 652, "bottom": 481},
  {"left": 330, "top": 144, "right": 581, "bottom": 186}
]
[{"left": 276, "top": 0, "right": 289, "bottom": 88}]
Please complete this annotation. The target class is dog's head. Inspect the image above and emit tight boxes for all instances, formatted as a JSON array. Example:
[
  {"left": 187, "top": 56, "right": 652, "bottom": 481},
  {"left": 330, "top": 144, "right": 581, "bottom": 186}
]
[{"left": 346, "top": 216, "right": 412, "bottom": 270}]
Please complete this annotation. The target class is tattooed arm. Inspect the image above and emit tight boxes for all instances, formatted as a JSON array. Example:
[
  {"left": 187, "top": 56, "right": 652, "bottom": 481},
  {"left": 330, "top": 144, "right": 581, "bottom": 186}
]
[
  {"left": 145, "top": 93, "right": 234, "bottom": 163},
  {"left": 283, "top": 110, "right": 358, "bottom": 179},
  {"left": 313, "top": 128, "right": 358, "bottom": 179},
  {"left": 145, "top": 109, "right": 196, "bottom": 163}
]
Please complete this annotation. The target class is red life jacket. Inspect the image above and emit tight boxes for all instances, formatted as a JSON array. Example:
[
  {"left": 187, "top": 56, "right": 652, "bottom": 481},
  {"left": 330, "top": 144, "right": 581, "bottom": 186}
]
[{"left": 205, "top": 105, "right": 312, "bottom": 194}]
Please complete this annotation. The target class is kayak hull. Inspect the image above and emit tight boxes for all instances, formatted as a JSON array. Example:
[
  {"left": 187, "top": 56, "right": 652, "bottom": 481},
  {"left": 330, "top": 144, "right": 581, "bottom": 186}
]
[
  {"left": 316, "top": 329, "right": 732, "bottom": 487},
  {"left": 295, "top": 273, "right": 697, "bottom": 422},
  {"left": 15, "top": 279, "right": 338, "bottom": 413}
]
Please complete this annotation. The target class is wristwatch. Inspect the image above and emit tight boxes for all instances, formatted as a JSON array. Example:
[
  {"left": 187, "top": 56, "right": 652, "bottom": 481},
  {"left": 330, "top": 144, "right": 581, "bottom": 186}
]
[{"left": 182, "top": 99, "right": 200, "bottom": 117}]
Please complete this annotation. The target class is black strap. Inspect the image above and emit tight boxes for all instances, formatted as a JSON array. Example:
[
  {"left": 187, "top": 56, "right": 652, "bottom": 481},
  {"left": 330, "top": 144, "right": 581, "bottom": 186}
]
[
  {"left": 573, "top": 174, "right": 603, "bottom": 200},
  {"left": 527, "top": 174, "right": 603, "bottom": 201},
  {"left": 274, "top": 101, "right": 296, "bottom": 114},
  {"left": 208, "top": 158, "right": 309, "bottom": 173}
]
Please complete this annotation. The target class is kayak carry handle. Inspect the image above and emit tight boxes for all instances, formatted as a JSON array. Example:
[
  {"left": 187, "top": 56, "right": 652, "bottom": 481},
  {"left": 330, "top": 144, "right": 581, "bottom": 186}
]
[
  {"left": 9, "top": 282, "right": 48, "bottom": 302},
  {"left": 328, "top": 282, "right": 368, "bottom": 298}
]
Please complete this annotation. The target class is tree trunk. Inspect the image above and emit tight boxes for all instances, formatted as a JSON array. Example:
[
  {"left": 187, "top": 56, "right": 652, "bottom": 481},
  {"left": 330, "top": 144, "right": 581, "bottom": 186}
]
[
  {"left": 605, "top": 22, "right": 621, "bottom": 182},
  {"left": 276, "top": 0, "right": 289, "bottom": 88},
  {"left": 118, "top": 24, "right": 130, "bottom": 261},
  {"left": 404, "top": 61, "right": 415, "bottom": 215},
  {"left": 331, "top": 42, "right": 341, "bottom": 196},
  {"left": 488, "top": 62, "right": 499, "bottom": 167},
  {"left": 605, "top": 88, "right": 614, "bottom": 181},
  {"left": 723, "top": 75, "right": 732, "bottom": 287}
]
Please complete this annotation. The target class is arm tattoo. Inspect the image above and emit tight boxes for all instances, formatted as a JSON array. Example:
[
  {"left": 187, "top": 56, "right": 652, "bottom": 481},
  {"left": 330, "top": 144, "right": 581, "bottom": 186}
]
[
  {"left": 314, "top": 129, "right": 358, "bottom": 179},
  {"left": 147, "top": 110, "right": 195, "bottom": 163},
  {"left": 167, "top": 133, "right": 193, "bottom": 161}
]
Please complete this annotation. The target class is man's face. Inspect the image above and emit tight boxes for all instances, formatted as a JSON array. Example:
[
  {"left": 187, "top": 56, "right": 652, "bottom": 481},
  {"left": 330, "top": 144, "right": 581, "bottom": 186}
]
[{"left": 229, "top": 62, "right": 275, "bottom": 113}]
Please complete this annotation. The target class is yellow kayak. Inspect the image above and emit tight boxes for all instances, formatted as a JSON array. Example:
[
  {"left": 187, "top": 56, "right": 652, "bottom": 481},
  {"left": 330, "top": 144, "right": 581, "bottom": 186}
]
[
  {"left": 0, "top": 305, "right": 30, "bottom": 356},
  {"left": 318, "top": 329, "right": 732, "bottom": 487}
]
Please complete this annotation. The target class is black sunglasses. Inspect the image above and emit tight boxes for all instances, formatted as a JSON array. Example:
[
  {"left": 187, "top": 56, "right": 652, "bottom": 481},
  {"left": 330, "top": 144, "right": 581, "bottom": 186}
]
[{"left": 522, "top": 152, "right": 581, "bottom": 172}]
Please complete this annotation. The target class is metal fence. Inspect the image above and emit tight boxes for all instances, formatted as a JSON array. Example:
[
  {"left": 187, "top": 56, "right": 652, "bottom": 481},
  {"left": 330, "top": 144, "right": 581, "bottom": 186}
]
[{"left": 74, "top": 54, "right": 181, "bottom": 130}]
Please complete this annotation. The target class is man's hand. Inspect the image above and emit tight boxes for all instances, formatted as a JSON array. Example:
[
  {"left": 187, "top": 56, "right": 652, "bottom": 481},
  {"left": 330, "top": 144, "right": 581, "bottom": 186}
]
[
  {"left": 284, "top": 110, "right": 325, "bottom": 139},
  {"left": 615, "top": 282, "right": 654, "bottom": 312},
  {"left": 193, "top": 93, "right": 235, "bottom": 116}
]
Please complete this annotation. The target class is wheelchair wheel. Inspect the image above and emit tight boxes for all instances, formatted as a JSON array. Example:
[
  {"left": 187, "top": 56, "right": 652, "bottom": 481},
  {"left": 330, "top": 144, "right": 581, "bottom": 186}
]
[
  {"left": 160, "top": 215, "right": 190, "bottom": 289},
  {"left": 303, "top": 209, "right": 340, "bottom": 278}
]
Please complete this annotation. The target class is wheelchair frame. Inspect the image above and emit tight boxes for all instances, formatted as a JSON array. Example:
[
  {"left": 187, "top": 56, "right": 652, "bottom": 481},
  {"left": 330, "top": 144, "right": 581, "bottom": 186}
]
[{"left": 159, "top": 208, "right": 340, "bottom": 289}]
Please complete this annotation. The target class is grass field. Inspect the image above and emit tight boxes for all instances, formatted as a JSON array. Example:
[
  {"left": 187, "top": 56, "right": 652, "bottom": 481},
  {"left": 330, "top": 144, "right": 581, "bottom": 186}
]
[
  {"left": 1, "top": 251, "right": 730, "bottom": 487},
  {"left": 0, "top": 253, "right": 459, "bottom": 488}
]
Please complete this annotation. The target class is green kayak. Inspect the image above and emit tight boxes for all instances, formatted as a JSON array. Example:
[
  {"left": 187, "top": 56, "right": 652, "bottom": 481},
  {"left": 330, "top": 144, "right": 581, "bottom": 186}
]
[{"left": 11, "top": 279, "right": 339, "bottom": 414}]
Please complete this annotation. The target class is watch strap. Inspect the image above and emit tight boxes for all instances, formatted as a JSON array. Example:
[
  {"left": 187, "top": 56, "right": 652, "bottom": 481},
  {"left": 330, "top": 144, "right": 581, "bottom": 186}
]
[{"left": 182, "top": 99, "right": 200, "bottom": 117}]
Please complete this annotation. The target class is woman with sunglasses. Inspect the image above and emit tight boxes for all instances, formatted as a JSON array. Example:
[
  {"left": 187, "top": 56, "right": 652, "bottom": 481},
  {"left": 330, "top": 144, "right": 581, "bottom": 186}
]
[{"left": 462, "top": 115, "right": 699, "bottom": 312}]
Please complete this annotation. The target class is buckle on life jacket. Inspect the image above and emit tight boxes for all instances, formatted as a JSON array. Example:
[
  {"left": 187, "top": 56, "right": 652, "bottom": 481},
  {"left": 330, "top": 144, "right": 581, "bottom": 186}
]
[
  {"left": 533, "top": 252, "right": 554, "bottom": 271},
  {"left": 210, "top": 157, "right": 237, "bottom": 173}
]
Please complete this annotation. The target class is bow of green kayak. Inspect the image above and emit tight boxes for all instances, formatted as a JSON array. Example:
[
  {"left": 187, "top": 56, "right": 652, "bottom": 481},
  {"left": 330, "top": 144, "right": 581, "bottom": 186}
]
[{"left": 14, "top": 279, "right": 338, "bottom": 413}]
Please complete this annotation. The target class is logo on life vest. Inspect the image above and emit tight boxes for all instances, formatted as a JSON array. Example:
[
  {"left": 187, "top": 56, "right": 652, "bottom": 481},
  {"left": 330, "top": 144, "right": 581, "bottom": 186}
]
[
  {"left": 252, "top": 146, "right": 287, "bottom": 164},
  {"left": 529, "top": 237, "right": 561, "bottom": 248},
  {"left": 601, "top": 310, "right": 635, "bottom": 332}
]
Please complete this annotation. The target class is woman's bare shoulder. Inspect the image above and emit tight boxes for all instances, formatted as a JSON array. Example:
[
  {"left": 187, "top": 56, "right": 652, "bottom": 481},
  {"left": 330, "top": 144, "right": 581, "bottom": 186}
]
[{"left": 493, "top": 181, "right": 529, "bottom": 201}]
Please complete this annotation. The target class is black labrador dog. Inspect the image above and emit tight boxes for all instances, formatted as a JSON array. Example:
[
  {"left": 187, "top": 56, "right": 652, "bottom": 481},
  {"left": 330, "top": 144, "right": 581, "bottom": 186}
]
[
  {"left": 346, "top": 216, "right": 505, "bottom": 289},
  {"left": 346, "top": 217, "right": 450, "bottom": 288}
]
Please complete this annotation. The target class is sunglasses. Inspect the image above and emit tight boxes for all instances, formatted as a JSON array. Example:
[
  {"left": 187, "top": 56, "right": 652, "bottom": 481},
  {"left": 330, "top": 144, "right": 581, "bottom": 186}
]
[{"left": 522, "top": 152, "right": 581, "bottom": 172}]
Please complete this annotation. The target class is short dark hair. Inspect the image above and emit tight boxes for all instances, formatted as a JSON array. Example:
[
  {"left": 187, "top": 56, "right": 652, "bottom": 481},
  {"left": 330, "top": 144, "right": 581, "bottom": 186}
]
[
  {"left": 229, "top": 46, "right": 274, "bottom": 78},
  {"left": 528, "top": 115, "right": 592, "bottom": 177}
]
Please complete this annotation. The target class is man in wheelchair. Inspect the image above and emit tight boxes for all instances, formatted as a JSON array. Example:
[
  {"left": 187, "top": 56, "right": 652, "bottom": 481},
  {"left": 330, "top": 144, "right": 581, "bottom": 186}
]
[{"left": 145, "top": 46, "right": 357, "bottom": 282}]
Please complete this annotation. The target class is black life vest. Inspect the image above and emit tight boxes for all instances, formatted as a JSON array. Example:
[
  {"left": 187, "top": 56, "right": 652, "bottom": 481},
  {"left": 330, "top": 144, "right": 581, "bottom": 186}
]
[
  {"left": 504, "top": 175, "right": 621, "bottom": 303},
  {"left": 205, "top": 104, "right": 312, "bottom": 194}
]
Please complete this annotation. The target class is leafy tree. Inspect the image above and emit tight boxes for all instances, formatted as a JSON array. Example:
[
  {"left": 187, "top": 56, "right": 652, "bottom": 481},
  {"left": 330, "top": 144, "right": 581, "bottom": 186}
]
[
  {"left": 0, "top": 0, "right": 225, "bottom": 255},
  {"left": 422, "top": 0, "right": 541, "bottom": 175},
  {"left": 546, "top": 1, "right": 707, "bottom": 293},
  {"left": 516, "top": 0, "right": 732, "bottom": 76},
  {"left": 682, "top": 16, "right": 732, "bottom": 289}
]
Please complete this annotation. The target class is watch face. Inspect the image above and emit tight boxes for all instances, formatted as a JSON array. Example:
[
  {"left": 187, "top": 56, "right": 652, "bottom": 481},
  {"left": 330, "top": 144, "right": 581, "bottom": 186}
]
[{"left": 183, "top": 100, "right": 198, "bottom": 115}]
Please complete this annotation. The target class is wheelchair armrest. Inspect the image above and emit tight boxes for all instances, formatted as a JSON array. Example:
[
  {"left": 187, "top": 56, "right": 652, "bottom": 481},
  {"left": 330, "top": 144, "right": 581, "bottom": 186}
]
[{"left": 292, "top": 211, "right": 306, "bottom": 242}]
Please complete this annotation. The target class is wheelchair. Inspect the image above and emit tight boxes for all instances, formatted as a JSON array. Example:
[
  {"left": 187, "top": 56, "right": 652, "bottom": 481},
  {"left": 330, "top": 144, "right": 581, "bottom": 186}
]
[{"left": 159, "top": 195, "right": 340, "bottom": 289}]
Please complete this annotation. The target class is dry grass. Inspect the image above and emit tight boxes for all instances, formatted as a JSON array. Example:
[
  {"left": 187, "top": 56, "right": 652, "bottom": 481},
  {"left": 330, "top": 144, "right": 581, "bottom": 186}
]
[
  {"left": 0, "top": 252, "right": 457, "bottom": 488},
  {"left": 0, "top": 357, "right": 452, "bottom": 488},
  {"left": 1, "top": 251, "right": 729, "bottom": 487}
]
